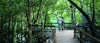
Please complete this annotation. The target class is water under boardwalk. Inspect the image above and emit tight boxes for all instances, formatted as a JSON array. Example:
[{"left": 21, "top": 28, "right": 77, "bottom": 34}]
[{"left": 56, "top": 30, "right": 79, "bottom": 43}]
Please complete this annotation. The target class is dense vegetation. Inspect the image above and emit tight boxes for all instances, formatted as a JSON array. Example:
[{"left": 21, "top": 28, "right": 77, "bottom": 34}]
[{"left": 0, "top": 0, "right": 100, "bottom": 43}]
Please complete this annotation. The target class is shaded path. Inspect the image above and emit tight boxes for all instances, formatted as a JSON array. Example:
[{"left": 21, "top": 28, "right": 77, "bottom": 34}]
[{"left": 56, "top": 30, "right": 79, "bottom": 43}]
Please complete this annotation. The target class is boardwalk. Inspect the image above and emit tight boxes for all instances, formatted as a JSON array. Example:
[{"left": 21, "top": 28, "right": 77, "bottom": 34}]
[{"left": 56, "top": 30, "right": 79, "bottom": 43}]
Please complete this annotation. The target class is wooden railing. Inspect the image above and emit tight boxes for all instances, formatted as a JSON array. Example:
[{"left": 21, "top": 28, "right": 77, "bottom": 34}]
[
  {"left": 32, "top": 23, "right": 73, "bottom": 43},
  {"left": 45, "top": 23, "right": 73, "bottom": 29},
  {"left": 44, "top": 25, "right": 56, "bottom": 43},
  {"left": 32, "top": 24, "right": 56, "bottom": 43},
  {"left": 74, "top": 26, "right": 100, "bottom": 43}
]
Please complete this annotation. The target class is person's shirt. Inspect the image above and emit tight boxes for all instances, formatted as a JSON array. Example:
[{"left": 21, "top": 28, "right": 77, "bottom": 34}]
[{"left": 57, "top": 17, "right": 64, "bottom": 24}]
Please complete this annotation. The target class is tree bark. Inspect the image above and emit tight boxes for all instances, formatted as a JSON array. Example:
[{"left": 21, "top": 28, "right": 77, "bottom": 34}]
[
  {"left": 92, "top": 0, "right": 95, "bottom": 24},
  {"left": 27, "top": 0, "right": 32, "bottom": 43},
  {"left": 33, "top": 0, "right": 42, "bottom": 24}
]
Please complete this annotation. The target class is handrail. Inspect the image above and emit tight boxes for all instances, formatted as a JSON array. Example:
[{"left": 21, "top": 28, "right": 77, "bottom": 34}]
[
  {"left": 74, "top": 33, "right": 85, "bottom": 43},
  {"left": 75, "top": 27, "right": 100, "bottom": 43},
  {"left": 45, "top": 26, "right": 56, "bottom": 43},
  {"left": 45, "top": 25, "right": 55, "bottom": 27},
  {"left": 38, "top": 23, "right": 73, "bottom": 24},
  {"left": 32, "top": 23, "right": 56, "bottom": 43}
]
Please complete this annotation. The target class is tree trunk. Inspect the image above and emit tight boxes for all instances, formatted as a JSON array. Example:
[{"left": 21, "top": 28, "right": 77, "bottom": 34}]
[
  {"left": 8, "top": 17, "right": 11, "bottom": 43},
  {"left": 27, "top": 0, "right": 32, "bottom": 43},
  {"left": 33, "top": 0, "right": 42, "bottom": 24},
  {"left": 68, "top": 0, "right": 98, "bottom": 38},
  {"left": 12, "top": 19, "right": 16, "bottom": 43},
  {"left": 92, "top": 0, "right": 95, "bottom": 24}
]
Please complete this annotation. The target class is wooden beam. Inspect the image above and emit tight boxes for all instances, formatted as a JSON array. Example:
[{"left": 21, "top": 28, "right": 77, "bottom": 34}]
[{"left": 76, "top": 27, "right": 100, "bottom": 43}]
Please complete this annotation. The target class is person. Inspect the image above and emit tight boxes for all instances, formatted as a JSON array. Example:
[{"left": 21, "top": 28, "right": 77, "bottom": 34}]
[
  {"left": 61, "top": 17, "right": 64, "bottom": 30},
  {"left": 57, "top": 16, "right": 64, "bottom": 30}
]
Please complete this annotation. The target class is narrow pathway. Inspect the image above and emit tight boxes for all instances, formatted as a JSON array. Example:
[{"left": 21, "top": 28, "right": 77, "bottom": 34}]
[{"left": 56, "top": 30, "right": 79, "bottom": 43}]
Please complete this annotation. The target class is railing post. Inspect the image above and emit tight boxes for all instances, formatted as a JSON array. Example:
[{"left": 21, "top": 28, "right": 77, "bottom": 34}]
[
  {"left": 80, "top": 30, "right": 82, "bottom": 43},
  {"left": 74, "top": 27, "right": 76, "bottom": 38},
  {"left": 51, "top": 23, "right": 52, "bottom": 29},
  {"left": 53, "top": 27, "right": 56, "bottom": 43},
  {"left": 84, "top": 26, "right": 87, "bottom": 33}
]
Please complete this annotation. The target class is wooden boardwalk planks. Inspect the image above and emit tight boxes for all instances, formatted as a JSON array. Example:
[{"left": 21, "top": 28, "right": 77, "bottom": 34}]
[{"left": 56, "top": 30, "right": 80, "bottom": 43}]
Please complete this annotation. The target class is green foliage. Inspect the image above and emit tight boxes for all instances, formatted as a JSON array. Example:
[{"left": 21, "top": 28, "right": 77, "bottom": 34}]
[{"left": 0, "top": 0, "right": 100, "bottom": 42}]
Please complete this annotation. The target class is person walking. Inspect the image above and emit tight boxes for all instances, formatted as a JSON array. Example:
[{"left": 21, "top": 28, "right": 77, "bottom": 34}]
[
  {"left": 57, "top": 16, "right": 64, "bottom": 30},
  {"left": 61, "top": 17, "right": 64, "bottom": 30}
]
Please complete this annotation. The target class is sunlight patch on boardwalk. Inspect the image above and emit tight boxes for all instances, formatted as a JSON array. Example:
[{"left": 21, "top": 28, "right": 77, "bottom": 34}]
[{"left": 56, "top": 30, "right": 79, "bottom": 43}]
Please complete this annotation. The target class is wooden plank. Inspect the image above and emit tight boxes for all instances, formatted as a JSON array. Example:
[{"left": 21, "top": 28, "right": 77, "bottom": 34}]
[{"left": 56, "top": 30, "right": 79, "bottom": 43}]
